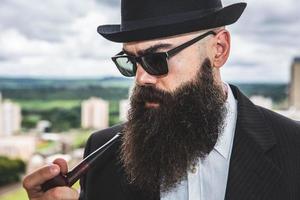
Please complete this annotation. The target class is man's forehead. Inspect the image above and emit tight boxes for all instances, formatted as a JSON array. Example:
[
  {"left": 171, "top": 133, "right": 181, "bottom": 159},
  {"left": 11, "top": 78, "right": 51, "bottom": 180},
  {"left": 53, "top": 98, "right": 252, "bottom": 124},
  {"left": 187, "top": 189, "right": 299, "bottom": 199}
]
[
  {"left": 123, "top": 37, "right": 176, "bottom": 55},
  {"left": 123, "top": 41, "right": 174, "bottom": 56},
  {"left": 122, "top": 31, "right": 201, "bottom": 55}
]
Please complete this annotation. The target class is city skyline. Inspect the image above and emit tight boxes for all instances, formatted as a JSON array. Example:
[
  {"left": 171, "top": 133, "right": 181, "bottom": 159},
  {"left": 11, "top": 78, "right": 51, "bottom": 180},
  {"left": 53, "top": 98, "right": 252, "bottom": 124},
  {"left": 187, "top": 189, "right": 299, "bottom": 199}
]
[{"left": 0, "top": 0, "right": 299, "bottom": 83}]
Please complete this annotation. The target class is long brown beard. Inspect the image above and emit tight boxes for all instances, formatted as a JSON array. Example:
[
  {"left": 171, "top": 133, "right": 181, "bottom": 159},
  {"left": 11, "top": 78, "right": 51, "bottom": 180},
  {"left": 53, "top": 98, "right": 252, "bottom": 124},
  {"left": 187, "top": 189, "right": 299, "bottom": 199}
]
[{"left": 120, "top": 59, "right": 227, "bottom": 194}]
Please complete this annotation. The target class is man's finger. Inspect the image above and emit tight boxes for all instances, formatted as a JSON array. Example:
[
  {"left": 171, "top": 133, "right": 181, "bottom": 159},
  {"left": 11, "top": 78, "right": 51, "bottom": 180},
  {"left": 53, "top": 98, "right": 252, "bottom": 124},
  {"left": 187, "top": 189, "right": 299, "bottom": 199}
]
[
  {"left": 45, "top": 186, "right": 79, "bottom": 200},
  {"left": 53, "top": 158, "right": 68, "bottom": 174},
  {"left": 23, "top": 164, "right": 60, "bottom": 190}
]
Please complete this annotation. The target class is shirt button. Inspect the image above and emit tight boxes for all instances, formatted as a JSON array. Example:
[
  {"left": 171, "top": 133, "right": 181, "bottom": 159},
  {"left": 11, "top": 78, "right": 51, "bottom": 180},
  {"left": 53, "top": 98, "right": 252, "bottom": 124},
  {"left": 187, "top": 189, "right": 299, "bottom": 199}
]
[{"left": 191, "top": 166, "right": 197, "bottom": 174}]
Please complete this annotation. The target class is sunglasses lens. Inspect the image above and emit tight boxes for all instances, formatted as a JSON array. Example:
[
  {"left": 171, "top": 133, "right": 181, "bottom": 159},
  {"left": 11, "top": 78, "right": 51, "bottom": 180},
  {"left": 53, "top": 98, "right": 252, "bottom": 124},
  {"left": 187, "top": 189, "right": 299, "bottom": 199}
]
[
  {"left": 142, "top": 53, "right": 168, "bottom": 76},
  {"left": 114, "top": 57, "right": 136, "bottom": 77}
]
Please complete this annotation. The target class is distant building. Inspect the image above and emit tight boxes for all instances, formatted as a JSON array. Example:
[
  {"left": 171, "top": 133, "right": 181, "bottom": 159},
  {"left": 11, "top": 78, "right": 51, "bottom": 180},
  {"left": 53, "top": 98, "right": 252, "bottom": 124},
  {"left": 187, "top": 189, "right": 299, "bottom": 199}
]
[
  {"left": 36, "top": 120, "right": 52, "bottom": 133},
  {"left": 289, "top": 57, "right": 300, "bottom": 110},
  {"left": 119, "top": 99, "right": 130, "bottom": 122},
  {"left": 27, "top": 154, "right": 46, "bottom": 174},
  {"left": 0, "top": 135, "right": 36, "bottom": 160},
  {"left": 81, "top": 97, "right": 109, "bottom": 129},
  {"left": 0, "top": 98, "right": 22, "bottom": 136},
  {"left": 119, "top": 86, "right": 134, "bottom": 122},
  {"left": 0, "top": 93, "right": 2, "bottom": 135},
  {"left": 250, "top": 95, "right": 273, "bottom": 109}
]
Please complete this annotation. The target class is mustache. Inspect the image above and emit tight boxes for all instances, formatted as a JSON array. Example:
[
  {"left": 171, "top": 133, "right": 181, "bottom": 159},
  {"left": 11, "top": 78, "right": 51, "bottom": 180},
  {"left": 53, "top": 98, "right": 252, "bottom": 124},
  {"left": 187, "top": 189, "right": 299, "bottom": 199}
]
[
  {"left": 131, "top": 85, "right": 172, "bottom": 106},
  {"left": 131, "top": 58, "right": 215, "bottom": 107}
]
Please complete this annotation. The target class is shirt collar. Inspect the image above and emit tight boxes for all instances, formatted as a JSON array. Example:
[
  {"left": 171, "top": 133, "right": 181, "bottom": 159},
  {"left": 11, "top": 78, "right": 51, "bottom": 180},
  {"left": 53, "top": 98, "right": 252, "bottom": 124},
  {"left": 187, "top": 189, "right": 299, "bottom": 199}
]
[{"left": 213, "top": 83, "right": 238, "bottom": 160}]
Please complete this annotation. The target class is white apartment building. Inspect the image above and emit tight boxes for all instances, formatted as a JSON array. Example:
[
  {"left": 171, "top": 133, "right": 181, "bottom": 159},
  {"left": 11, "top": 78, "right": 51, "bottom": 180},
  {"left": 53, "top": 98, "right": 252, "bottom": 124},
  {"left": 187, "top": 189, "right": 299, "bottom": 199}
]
[{"left": 81, "top": 97, "right": 109, "bottom": 129}]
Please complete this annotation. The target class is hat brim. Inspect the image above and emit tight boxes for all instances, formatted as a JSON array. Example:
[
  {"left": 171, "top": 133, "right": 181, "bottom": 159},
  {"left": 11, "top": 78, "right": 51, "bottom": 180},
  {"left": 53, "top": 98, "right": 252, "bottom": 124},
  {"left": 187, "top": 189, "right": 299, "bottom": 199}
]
[{"left": 98, "top": 2, "right": 247, "bottom": 43}]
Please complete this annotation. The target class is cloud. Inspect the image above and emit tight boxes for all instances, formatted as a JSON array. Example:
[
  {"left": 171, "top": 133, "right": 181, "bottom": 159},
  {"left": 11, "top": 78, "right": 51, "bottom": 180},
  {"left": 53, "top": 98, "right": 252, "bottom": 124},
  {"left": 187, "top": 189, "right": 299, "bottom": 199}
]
[
  {"left": 0, "top": 0, "right": 299, "bottom": 82},
  {"left": 0, "top": 0, "right": 89, "bottom": 41},
  {"left": 96, "top": 0, "right": 120, "bottom": 7},
  {"left": 223, "top": 0, "right": 300, "bottom": 82},
  {"left": 0, "top": 0, "right": 121, "bottom": 78}
]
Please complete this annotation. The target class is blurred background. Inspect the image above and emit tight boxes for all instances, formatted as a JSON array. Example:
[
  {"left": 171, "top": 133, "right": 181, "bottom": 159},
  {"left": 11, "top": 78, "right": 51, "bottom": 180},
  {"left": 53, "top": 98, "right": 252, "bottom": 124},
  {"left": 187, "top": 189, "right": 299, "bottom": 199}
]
[{"left": 0, "top": 0, "right": 299, "bottom": 199}]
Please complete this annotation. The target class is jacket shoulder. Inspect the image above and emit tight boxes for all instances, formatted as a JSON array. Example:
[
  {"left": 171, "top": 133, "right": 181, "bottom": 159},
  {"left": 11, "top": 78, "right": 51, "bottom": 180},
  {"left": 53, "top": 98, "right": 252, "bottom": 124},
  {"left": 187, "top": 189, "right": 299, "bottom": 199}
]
[{"left": 257, "top": 106, "right": 300, "bottom": 143}]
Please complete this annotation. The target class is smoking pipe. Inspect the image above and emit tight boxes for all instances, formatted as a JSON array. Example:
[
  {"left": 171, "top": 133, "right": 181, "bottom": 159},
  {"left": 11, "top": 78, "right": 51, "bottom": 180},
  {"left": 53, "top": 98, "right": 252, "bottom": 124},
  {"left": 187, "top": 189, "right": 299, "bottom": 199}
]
[{"left": 41, "top": 133, "right": 121, "bottom": 192}]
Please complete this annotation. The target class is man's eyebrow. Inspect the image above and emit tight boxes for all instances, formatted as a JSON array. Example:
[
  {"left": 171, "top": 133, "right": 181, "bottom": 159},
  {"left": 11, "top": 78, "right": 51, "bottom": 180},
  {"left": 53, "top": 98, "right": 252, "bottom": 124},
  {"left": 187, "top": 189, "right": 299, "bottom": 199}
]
[{"left": 122, "top": 43, "right": 173, "bottom": 56}]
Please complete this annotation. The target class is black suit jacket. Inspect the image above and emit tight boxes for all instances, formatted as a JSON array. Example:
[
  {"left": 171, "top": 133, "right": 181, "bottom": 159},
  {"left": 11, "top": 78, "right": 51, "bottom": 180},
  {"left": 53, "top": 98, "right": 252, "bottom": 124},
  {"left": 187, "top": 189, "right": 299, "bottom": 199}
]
[{"left": 79, "top": 85, "right": 300, "bottom": 200}]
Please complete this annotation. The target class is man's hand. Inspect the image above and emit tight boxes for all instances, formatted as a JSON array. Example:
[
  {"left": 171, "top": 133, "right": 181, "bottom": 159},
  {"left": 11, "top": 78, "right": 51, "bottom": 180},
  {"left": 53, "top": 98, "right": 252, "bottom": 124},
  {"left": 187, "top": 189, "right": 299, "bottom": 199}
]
[{"left": 23, "top": 158, "right": 79, "bottom": 200}]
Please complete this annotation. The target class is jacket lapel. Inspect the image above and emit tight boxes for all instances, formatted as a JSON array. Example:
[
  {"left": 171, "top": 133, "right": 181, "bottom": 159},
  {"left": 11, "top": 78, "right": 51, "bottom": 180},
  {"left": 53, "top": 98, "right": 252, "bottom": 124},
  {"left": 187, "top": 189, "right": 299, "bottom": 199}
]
[{"left": 225, "top": 85, "right": 285, "bottom": 200}]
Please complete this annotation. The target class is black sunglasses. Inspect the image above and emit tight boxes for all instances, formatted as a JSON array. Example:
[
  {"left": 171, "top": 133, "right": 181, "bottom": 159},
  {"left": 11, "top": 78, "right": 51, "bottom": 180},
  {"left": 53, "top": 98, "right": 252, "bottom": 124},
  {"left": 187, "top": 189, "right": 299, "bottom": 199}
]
[{"left": 111, "top": 31, "right": 216, "bottom": 77}]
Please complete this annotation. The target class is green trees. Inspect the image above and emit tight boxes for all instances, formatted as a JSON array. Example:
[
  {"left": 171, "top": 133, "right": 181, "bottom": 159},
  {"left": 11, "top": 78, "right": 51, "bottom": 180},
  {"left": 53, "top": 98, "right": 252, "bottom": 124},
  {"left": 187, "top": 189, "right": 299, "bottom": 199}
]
[
  {"left": 22, "top": 106, "right": 81, "bottom": 132},
  {"left": 0, "top": 156, "right": 26, "bottom": 186}
]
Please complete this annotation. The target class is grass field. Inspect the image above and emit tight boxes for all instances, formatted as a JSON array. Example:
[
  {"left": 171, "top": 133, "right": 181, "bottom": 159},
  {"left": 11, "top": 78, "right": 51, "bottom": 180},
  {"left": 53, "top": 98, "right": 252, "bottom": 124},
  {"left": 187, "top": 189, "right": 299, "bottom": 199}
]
[
  {"left": 0, "top": 181, "right": 80, "bottom": 200},
  {"left": 0, "top": 187, "right": 28, "bottom": 200},
  {"left": 16, "top": 100, "right": 81, "bottom": 110}
]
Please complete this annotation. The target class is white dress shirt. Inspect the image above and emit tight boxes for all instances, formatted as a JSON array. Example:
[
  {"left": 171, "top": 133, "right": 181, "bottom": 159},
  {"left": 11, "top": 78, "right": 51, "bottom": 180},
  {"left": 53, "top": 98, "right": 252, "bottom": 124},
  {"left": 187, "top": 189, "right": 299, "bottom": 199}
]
[{"left": 161, "top": 84, "right": 237, "bottom": 200}]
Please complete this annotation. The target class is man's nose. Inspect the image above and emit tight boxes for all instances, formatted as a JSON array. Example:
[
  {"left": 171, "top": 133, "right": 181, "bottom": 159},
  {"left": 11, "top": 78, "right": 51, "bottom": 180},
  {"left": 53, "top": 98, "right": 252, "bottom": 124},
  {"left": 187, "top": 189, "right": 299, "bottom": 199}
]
[{"left": 135, "top": 64, "right": 158, "bottom": 86}]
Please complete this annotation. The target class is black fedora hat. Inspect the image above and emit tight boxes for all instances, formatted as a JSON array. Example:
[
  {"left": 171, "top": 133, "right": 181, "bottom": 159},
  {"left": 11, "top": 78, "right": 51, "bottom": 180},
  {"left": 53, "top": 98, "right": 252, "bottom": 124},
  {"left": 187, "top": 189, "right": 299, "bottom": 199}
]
[{"left": 97, "top": 0, "right": 247, "bottom": 43}]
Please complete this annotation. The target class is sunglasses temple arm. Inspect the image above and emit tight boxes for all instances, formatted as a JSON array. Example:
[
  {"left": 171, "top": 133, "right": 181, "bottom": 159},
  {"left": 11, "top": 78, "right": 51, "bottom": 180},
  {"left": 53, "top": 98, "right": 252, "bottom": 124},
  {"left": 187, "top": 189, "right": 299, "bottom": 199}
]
[{"left": 166, "top": 31, "right": 216, "bottom": 58}]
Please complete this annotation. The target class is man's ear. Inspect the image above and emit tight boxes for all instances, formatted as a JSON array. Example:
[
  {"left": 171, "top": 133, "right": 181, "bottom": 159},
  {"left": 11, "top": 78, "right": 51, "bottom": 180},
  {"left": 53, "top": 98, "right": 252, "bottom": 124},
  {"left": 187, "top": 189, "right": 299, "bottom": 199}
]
[{"left": 213, "top": 30, "right": 231, "bottom": 68}]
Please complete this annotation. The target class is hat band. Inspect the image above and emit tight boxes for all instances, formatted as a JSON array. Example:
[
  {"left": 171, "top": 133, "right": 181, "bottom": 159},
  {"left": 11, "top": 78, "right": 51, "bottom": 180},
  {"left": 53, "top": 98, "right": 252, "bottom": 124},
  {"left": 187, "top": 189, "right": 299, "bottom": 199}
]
[{"left": 120, "top": 7, "right": 222, "bottom": 31}]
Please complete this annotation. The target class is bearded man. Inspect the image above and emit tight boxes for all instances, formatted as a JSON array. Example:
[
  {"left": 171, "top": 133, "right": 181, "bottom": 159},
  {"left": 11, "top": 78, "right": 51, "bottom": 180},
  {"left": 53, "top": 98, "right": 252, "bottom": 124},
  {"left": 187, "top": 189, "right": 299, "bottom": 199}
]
[{"left": 23, "top": 0, "right": 300, "bottom": 200}]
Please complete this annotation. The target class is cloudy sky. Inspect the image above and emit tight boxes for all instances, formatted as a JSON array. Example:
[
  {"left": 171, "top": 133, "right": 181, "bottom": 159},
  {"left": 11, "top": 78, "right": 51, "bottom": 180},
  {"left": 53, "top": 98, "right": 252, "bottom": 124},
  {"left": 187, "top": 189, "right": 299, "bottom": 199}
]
[{"left": 0, "top": 0, "right": 299, "bottom": 83}]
